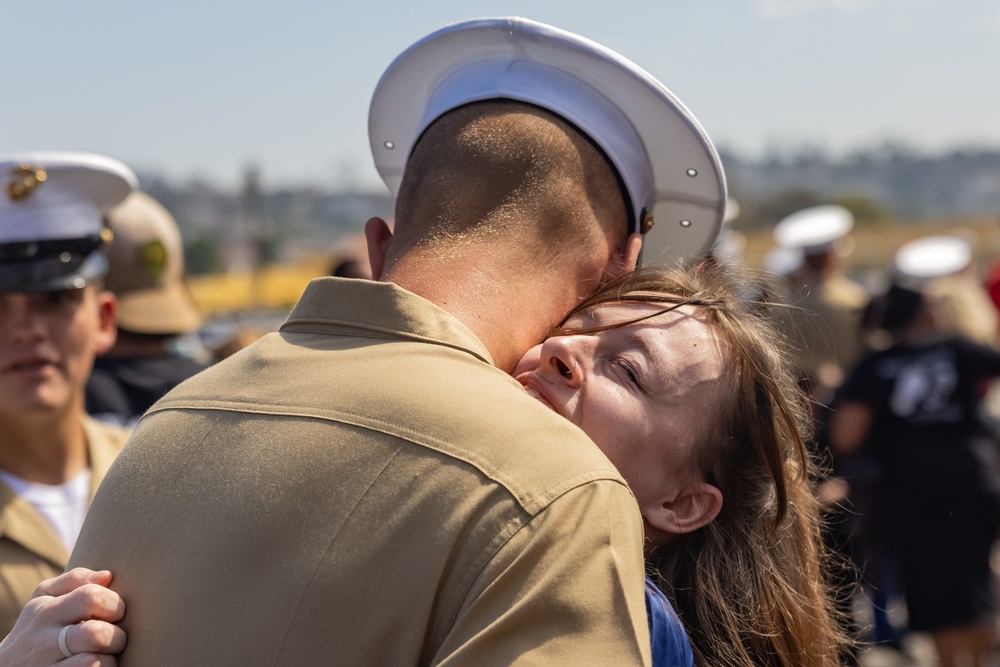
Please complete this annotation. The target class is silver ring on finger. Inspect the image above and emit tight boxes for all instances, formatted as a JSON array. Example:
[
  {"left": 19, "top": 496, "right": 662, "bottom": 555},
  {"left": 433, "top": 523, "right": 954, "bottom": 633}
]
[{"left": 58, "top": 623, "right": 76, "bottom": 659}]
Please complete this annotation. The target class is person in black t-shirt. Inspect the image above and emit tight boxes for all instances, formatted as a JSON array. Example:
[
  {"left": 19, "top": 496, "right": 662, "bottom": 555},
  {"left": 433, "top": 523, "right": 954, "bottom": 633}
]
[{"left": 831, "top": 283, "right": 1000, "bottom": 667}]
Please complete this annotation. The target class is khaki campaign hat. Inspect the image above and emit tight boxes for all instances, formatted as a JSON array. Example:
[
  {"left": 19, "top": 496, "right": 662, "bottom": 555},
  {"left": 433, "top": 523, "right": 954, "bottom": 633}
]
[
  {"left": 103, "top": 192, "right": 202, "bottom": 335},
  {"left": 368, "top": 17, "right": 727, "bottom": 267},
  {"left": 772, "top": 204, "right": 854, "bottom": 256},
  {"left": 0, "top": 152, "right": 137, "bottom": 293}
]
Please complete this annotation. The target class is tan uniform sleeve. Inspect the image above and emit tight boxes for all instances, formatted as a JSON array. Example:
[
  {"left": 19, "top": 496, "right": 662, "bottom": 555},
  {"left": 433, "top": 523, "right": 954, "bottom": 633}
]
[{"left": 431, "top": 479, "right": 651, "bottom": 667}]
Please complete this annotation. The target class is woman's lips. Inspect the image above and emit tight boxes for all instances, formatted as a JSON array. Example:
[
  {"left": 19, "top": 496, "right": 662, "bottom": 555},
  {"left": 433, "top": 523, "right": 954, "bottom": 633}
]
[{"left": 517, "top": 376, "right": 557, "bottom": 413}]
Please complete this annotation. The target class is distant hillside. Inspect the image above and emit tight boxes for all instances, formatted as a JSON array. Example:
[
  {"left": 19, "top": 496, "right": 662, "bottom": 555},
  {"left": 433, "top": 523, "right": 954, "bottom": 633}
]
[
  {"left": 722, "top": 144, "right": 1000, "bottom": 223},
  {"left": 138, "top": 174, "right": 394, "bottom": 274},
  {"left": 134, "top": 144, "right": 1000, "bottom": 274}
]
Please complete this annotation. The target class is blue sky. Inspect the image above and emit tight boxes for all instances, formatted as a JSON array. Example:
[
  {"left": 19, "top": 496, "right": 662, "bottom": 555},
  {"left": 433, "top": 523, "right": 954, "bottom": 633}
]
[{"left": 4, "top": 0, "right": 998, "bottom": 190}]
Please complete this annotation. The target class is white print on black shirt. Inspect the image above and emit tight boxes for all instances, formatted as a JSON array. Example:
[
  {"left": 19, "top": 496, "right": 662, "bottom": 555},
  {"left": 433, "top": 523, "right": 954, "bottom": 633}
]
[{"left": 879, "top": 348, "right": 961, "bottom": 424}]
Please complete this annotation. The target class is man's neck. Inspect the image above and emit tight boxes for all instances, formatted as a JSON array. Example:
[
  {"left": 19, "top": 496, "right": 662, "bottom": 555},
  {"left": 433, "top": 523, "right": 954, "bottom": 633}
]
[
  {"left": 0, "top": 409, "right": 88, "bottom": 485},
  {"left": 382, "top": 253, "right": 574, "bottom": 373}
]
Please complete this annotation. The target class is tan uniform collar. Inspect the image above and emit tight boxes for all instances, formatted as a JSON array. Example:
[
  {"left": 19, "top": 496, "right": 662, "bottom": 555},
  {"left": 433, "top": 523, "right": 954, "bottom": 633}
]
[
  {"left": 81, "top": 415, "right": 125, "bottom": 501},
  {"left": 282, "top": 277, "right": 495, "bottom": 366},
  {"left": 0, "top": 415, "right": 125, "bottom": 568}
]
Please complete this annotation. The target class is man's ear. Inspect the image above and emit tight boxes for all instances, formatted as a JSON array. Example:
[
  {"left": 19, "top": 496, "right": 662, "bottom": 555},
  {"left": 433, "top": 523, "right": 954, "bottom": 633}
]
[
  {"left": 644, "top": 482, "right": 723, "bottom": 537},
  {"left": 94, "top": 290, "right": 118, "bottom": 356},
  {"left": 364, "top": 217, "right": 393, "bottom": 280},
  {"left": 623, "top": 232, "right": 643, "bottom": 272},
  {"left": 603, "top": 232, "right": 643, "bottom": 281}
]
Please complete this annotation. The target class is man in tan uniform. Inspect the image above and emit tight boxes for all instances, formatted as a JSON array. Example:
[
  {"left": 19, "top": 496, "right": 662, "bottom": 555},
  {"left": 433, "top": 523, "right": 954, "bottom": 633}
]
[
  {"left": 71, "top": 18, "right": 726, "bottom": 666},
  {"left": 772, "top": 204, "right": 869, "bottom": 398},
  {"left": 0, "top": 153, "right": 135, "bottom": 635}
]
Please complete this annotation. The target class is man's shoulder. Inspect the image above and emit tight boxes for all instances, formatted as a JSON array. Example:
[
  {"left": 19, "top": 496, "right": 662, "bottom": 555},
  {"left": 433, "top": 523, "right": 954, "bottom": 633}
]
[
  {"left": 423, "top": 367, "right": 630, "bottom": 513},
  {"left": 150, "top": 331, "right": 629, "bottom": 515}
]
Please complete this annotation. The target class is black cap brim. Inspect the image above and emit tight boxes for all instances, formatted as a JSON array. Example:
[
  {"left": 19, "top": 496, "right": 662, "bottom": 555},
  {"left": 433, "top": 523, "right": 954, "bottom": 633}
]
[{"left": 0, "top": 248, "right": 108, "bottom": 293}]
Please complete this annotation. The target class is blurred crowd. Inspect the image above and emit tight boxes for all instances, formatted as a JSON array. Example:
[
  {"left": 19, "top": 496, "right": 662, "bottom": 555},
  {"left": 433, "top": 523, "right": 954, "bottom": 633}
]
[{"left": 719, "top": 203, "right": 1000, "bottom": 666}]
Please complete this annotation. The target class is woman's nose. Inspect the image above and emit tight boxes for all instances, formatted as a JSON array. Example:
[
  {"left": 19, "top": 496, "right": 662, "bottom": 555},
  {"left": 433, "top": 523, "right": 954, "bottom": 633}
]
[{"left": 540, "top": 336, "right": 587, "bottom": 387}]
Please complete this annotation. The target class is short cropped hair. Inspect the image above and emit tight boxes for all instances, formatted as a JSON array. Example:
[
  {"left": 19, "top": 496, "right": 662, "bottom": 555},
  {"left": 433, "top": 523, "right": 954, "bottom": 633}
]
[{"left": 393, "top": 101, "right": 627, "bottom": 263}]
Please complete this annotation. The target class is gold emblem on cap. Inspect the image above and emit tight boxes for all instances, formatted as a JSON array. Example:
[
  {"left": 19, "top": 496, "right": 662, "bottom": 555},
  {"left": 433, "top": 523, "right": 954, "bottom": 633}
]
[
  {"left": 140, "top": 240, "right": 168, "bottom": 277},
  {"left": 100, "top": 227, "right": 115, "bottom": 245},
  {"left": 640, "top": 209, "right": 655, "bottom": 234},
  {"left": 7, "top": 164, "right": 47, "bottom": 202}
]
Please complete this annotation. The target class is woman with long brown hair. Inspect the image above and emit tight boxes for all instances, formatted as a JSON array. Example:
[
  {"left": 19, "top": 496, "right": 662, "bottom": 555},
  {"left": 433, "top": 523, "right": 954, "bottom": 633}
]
[{"left": 514, "top": 260, "right": 850, "bottom": 666}]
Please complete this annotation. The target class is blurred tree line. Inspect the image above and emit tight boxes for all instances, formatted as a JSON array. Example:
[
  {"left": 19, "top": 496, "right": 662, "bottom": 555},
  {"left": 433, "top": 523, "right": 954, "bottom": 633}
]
[
  {"left": 725, "top": 143, "right": 1000, "bottom": 231},
  {"left": 136, "top": 143, "right": 1000, "bottom": 275}
]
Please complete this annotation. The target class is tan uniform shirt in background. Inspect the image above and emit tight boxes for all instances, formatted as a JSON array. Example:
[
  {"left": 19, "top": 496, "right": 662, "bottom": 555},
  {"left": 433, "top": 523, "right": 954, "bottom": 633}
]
[
  {"left": 778, "top": 271, "right": 869, "bottom": 386},
  {"left": 71, "top": 278, "right": 651, "bottom": 666},
  {"left": 0, "top": 416, "right": 127, "bottom": 634}
]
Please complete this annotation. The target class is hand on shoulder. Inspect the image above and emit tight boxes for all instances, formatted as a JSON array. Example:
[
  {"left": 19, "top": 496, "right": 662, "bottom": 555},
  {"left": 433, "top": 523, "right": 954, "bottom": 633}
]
[{"left": 0, "top": 568, "right": 125, "bottom": 666}]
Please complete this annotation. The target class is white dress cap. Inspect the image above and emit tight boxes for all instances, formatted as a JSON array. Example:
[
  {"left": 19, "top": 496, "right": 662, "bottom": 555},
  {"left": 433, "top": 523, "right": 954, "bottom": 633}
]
[
  {"left": 0, "top": 152, "right": 137, "bottom": 292},
  {"left": 772, "top": 205, "right": 854, "bottom": 255},
  {"left": 369, "top": 17, "right": 727, "bottom": 267},
  {"left": 1, "top": 152, "right": 137, "bottom": 244},
  {"left": 894, "top": 234, "right": 972, "bottom": 281}
]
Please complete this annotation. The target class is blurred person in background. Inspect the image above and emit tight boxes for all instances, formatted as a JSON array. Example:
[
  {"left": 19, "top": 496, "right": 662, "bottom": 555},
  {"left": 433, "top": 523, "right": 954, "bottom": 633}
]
[
  {"left": 0, "top": 152, "right": 134, "bottom": 637},
  {"left": 831, "top": 280, "right": 1000, "bottom": 667},
  {"left": 771, "top": 204, "right": 869, "bottom": 402},
  {"left": 85, "top": 192, "right": 207, "bottom": 429},
  {"left": 895, "top": 233, "right": 997, "bottom": 346},
  {"left": 895, "top": 234, "right": 1000, "bottom": 437},
  {"left": 826, "top": 234, "right": 997, "bottom": 658}
]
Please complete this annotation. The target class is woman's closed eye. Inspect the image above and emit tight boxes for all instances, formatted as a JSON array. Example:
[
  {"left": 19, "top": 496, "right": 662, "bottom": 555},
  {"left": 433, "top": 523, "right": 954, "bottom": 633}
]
[{"left": 613, "top": 357, "right": 642, "bottom": 389}]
